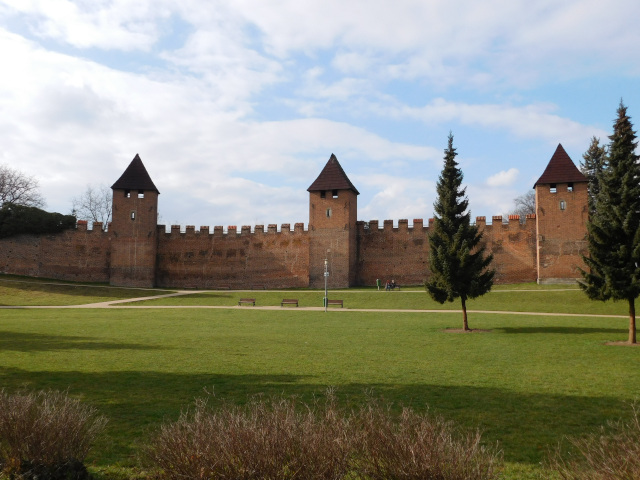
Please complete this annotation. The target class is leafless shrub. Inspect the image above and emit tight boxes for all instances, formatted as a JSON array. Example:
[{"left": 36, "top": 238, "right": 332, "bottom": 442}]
[
  {"left": 145, "top": 392, "right": 353, "bottom": 480},
  {"left": 0, "top": 389, "right": 107, "bottom": 479},
  {"left": 353, "top": 401, "right": 502, "bottom": 480},
  {"left": 548, "top": 406, "right": 640, "bottom": 479},
  {"left": 146, "top": 393, "right": 501, "bottom": 480}
]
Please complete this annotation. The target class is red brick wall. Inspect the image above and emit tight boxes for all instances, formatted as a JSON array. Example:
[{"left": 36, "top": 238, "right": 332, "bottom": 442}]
[
  {"left": 0, "top": 222, "right": 110, "bottom": 282},
  {"left": 477, "top": 215, "right": 537, "bottom": 284},
  {"left": 155, "top": 224, "right": 309, "bottom": 289},
  {"left": 535, "top": 182, "right": 588, "bottom": 283},
  {"left": 356, "top": 219, "right": 430, "bottom": 287}
]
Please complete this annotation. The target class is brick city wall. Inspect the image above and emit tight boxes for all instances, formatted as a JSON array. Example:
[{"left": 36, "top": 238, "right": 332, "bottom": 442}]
[
  {"left": 355, "top": 216, "right": 537, "bottom": 287},
  {"left": 0, "top": 213, "right": 580, "bottom": 287},
  {"left": 155, "top": 223, "right": 310, "bottom": 289},
  {"left": 0, "top": 220, "right": 110, "bottom": 282}
]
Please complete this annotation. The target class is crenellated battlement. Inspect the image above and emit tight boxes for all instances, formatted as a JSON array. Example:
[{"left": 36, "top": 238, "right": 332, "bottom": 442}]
[
  {"left": 158, "top": 223, "right": 308, "bottom": 237},
  {"left": 75, "top": 220, "right": 110, "bottom": 234}
]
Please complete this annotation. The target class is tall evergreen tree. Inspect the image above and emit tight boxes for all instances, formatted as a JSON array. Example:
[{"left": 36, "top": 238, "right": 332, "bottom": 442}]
[
  {"left": 426, "top": 133, "right": 494, "bottom": 331},
  {"left": 580, "top": 136, "right": 607, "bottom": 214},
  {"left": 580, "top": 102, "right": 640, "bottom": 344}
]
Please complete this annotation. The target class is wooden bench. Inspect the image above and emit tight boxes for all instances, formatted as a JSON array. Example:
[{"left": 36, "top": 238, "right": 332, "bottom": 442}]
[
  {"left": 327, "top": 299, "right": 343, "bottom": 308},
  {"left": 238, "top": 298, "right": 256, "bottom": 306},
  {"left": 281, "top": 299, "right": 298, "bottom": 307}
]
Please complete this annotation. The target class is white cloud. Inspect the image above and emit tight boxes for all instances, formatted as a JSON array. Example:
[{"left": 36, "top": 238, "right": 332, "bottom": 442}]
[{"left": 486, "top": 168, "right": 519, "bottom": 187}]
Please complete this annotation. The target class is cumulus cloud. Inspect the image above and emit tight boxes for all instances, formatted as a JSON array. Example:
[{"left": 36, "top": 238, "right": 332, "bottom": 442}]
[{"left": 486, "top": 168, "right": 519, "bottom": 187}]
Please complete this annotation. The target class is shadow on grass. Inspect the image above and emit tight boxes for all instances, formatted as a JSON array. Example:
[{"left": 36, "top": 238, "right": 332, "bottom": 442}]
[
  {"left": 0, "top": 331, "right": 165, "bottom": 352},
  {"left": 500, "top": 326, "right": 626, "bottom": 335},
  {"left": 0, "top": 367, "right": 629, "bottom": 468},
  {"left": 0, "top": 280, "right": 156, "bottom": 299}
]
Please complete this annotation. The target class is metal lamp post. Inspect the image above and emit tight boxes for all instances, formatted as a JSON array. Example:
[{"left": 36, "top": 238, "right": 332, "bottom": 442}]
[{"left": 324, "top": 258, "right": 329, "bottom": 312}]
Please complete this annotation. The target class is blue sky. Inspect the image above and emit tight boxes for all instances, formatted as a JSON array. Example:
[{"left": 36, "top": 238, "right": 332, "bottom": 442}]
[{"left": 0, "top": 0, "right": 638, "bottom": 228}]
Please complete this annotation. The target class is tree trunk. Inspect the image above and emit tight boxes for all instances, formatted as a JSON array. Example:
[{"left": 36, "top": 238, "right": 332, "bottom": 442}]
[
  {"left": 629, "top": 297, "right": 637, "bottom": 344},
  {"left": 461, "top": 296, "right": 469, "bottom": 331}
]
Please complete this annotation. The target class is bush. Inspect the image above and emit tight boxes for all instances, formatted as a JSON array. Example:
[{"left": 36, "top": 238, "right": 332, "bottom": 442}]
[
  {"left": 145, "top": 393, "right": 502, "bottom": 480},
  {"left": 145, "top": 393, "right": 353, "bottom": 480},
  {"left": 548, "top": 406, "right": 640, "bottom": 479},
  {"left": 0, "top": 203, "right": 76, "bottom": 238},
  {"left": 354, "top": 401, "right": 502, "bottom": 480},
  {"left": 0, "top": 389, "right": 107, "bottom": 479}
]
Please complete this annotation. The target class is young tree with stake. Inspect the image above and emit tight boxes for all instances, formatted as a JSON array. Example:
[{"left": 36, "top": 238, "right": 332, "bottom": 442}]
[{"left": 426, "top": 134, "right": 494, "bottom": 331}]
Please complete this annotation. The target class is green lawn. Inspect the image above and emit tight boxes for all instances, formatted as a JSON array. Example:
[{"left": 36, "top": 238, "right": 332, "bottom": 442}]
[
  {"left": 0, "top": 280, "right": 637, "bottom": 479},
  {"left": 124, "top": 286, "right": 630, "bottom": 316},
  {"left": 0, "top": 277, "right": 174, "bottom": 306}
]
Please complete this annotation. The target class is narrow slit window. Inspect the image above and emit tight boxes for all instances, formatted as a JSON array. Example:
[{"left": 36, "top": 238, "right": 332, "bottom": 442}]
[
  {"left": 550, "top": 184, "right": 557, "bottom": 193},
  {"left": 130, "top": 211, "right": 136, "bottom": 220},
  {"left": 567, "top": 183, "right": 573, "bottom": 192},
  {"left": 559, "top": 200, "right": 566, "bottom": 211},
  {"left": 332, "top": 189, "right": 338, "bottom": 198},
  {"left": 138, "top": 190, "right": 145, "bottom": 198},
  {"left": 326, "top": 208, "right": 332, "bottom": 218},
  {"left": 125, "top": 190, "right": 131, "bottom": 198}
]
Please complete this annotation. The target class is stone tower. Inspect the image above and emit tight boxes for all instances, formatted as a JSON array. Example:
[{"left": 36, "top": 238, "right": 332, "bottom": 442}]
[
  {"left": 534, "top": 144, "right": 588, "bottom": 283},
  {"left": 110, "top": 154, "right": 159, "bottom": 287},
  {"left": 307, "top": 154, "right": 359, "bottom": 288}
]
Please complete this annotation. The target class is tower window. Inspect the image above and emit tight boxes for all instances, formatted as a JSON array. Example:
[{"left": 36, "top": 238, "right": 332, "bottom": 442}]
[
  {"left": 138, "top": 190, "right": 145, "bottom": 198},
  {"left": 125, "top": 190, "right": 131, "bottom": 198},
  {"left": 320, "top": 191, "right": 326, "bottom": 199},
  {"left": 567, "top": 183, "right": 573, "bottom": 192},
  {"left": 550, "top": 184, "right": 557, "bottom": 193},
  {"left": 332, "top": 189, "right": 338, "bottom": 198},
  {"left": 130, "top": 211, "right": 136, "bottom": 220},
  {"left": 326, "top": 208, "right": 332, "bottom": 218},
  {"left": 559, "top": 200, "right": 566, "bottom": 211}
]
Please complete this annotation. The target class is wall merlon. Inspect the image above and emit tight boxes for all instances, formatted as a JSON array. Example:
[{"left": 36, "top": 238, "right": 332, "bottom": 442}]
[
  {"left": 228, "top": 226, "right": 237, "bottom": 235},
  {"left": 429, "top": 218, "right": 435, "bottom": 227},
  {"left": 369, "top": 220, "right": 379, "bottom": 230},
  {"left": 476, "top": 216, "right": 486, "bottom": 226},
  {"left": 383, "top": 220, "right": 394, "bottom": 231},
  {"left": 185, "top": 225, "right": 196, "bottom": 234},
  {"left": 268, "top": 224, "right": 277, "bottom": 233},
  {"left": 200, "top": 226, "right": 210, "bottom": 234},
  {"left": 171, "top": 225, "right": 181, "bottom": 233},
  {"left": 492, "top": 216, "right": 503, "bottom": 224},
  {"left": 413, "top": 219, "right": 424, "bottom": 230},
  {"left": 241, "top": 225, "right": 251, "bottom": 235},
  {"left": 294, "top": 223, "right": 304, "bottom": 233},
  {"left": 77, "top": 220, "right": 88, "bottom": 231},
  {"left": 92, "top": 222, "right": 103, "bottom": 231},
  {"left": 281, "top": 223, "right": 291, "bottom": 232},
  {"left": 255, "top": 225, "right": 264, "bottom": 234},
  {"left": 398, "top": 219, "right": 408, "bottom": 232},
  {"left": 213, "top": 226, "right": 224, "bottom": 236}
]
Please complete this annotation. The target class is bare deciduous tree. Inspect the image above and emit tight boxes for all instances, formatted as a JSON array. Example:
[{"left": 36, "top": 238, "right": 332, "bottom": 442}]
[
  {"left": 510, "top": 190, "right": 535, "bottom": 217},
  {"left": 0, "top": 164, "right": 45, "bottom": 208},
  {"left": 71, "top": 185, "right": 112, "bottom": 230}
]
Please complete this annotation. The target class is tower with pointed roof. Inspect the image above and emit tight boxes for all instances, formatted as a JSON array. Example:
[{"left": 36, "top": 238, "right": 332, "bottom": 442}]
[
  {"left": 307, "top": 154, "right": 359, "bottom": 288},
  {"left": 534, "top": 144, "right": 588, "bottom": 283},
  {"left": 110, "top": 154, "right": 160, "bottom": 287}
]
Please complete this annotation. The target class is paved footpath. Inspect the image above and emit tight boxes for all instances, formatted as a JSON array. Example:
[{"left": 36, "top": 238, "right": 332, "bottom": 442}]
[{"left": 0, "top": 289, "right": 627, "bottom": 319}]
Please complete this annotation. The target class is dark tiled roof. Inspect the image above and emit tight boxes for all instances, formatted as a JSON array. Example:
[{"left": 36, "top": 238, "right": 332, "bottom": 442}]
[
  {"left": 307, "top": 154, "right": 359, "bottom": 194},
  {"left": 111, "top": 154, "right": 159, "bottom": 193},
  {"left": 534, "top": 144, "right": 587, "bottom": 187}
]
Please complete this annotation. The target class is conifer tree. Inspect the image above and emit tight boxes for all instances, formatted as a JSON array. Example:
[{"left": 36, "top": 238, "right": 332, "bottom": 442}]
[
  {"left": 580, "top": 102, "right": 640, "bottom": 344},
  {"left": 426, "top": 133, "right": 494, "bottom": 331},
  {"left": 580, "top": 136, "right": 607, "bottom": 214}
]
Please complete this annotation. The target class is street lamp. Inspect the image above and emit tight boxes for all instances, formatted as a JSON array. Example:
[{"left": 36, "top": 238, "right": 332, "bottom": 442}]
[{"left": 324, "top": 257, "right": 329, "bottom": 312}]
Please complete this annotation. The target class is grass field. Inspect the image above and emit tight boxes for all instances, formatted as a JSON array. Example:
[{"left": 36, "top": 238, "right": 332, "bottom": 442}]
[{"left": 0, "top": 277, "right": 637, "bottom": 479}]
